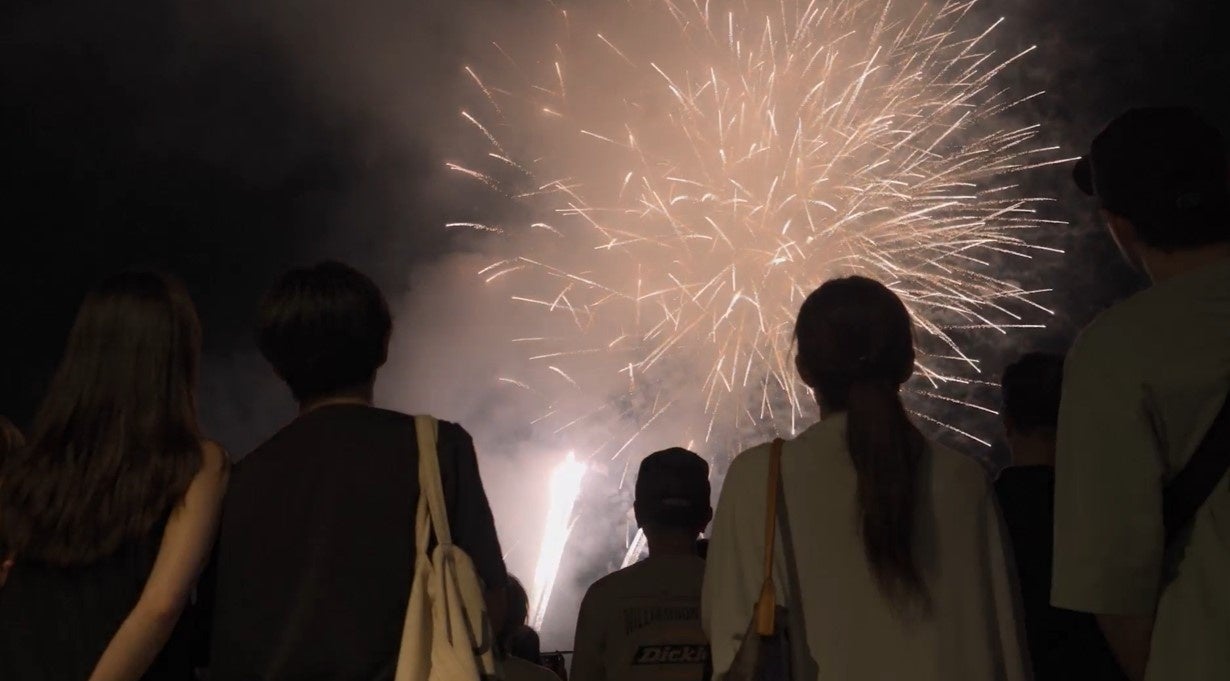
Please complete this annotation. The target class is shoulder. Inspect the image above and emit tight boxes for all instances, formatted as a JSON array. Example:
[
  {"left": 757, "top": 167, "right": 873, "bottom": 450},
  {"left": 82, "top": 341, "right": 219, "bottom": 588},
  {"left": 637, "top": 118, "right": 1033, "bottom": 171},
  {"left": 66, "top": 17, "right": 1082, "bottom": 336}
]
[
  {"left": 925, "top": 441, "right": 993, "bottom": 505},
  {"left": 725, "top": 441, "right": 773, "bottom": 485},
  {"left": 1067, "top": 289, "right": 1156, "bottom": 368},
  {"left": 585, "top": 563, "right": 630, "bottom": 599}
]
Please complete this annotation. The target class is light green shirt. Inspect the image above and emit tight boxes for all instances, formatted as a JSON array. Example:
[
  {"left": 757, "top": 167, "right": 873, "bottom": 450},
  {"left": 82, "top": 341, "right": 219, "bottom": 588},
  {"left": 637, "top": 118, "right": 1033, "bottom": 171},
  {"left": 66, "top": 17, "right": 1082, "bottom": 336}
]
[{"left": 1053, "top": 258, "right": 1230, "bottom": 681}]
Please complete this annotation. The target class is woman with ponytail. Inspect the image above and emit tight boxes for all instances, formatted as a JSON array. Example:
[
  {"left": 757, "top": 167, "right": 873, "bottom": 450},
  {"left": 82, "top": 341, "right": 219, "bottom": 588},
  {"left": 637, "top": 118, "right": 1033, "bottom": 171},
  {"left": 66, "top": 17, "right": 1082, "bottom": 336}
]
[{"left": 702, "top": 276, "right": 1028, "bottom": 681}]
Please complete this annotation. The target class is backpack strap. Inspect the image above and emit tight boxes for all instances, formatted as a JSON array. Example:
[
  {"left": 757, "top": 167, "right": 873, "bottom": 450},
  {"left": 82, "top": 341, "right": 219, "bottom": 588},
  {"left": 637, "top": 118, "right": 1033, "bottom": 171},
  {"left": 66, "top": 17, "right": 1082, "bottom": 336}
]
[
  {"left": 1164, "top": 393, "right": 1230, "bottom": 547},
  {"left": 414, "top": 415, "right": 453, "bottom": 548}
]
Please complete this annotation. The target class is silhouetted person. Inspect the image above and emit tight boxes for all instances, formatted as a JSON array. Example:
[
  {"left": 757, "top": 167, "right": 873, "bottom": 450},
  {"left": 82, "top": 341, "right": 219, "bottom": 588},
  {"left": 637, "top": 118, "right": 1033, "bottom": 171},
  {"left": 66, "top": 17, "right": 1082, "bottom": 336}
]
[
  {"left": 703, "top": 276, "right": 1029, "bottom": 681},
  {"left": 501, "top": 576, "right": 561, "bottom": 681},
  {"left": 1054, "top": 107, "right": 1230, "bottom": 681},
  {"left": 207, "top": 261, "right": 507, "bottom": 681},
  {"left": 995, "top": 353, "right": 1126, "bottom": 681},
  {"left": 0, "top": 272, "right": 229, "bottom": 680},
  {"left": 572, "top": 447, "right": 712, "bottom": 681}
]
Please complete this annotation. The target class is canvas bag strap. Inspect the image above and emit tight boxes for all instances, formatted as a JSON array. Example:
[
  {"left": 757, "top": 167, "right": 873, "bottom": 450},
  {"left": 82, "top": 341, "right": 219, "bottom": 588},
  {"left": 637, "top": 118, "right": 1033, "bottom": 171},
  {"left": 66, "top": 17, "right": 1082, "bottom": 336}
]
[
  {"left": 414, "top": 415, "right": 454, "bottom": 547},
  {"left": 754, "top": 438, "right": 785, "bottom": 636}
]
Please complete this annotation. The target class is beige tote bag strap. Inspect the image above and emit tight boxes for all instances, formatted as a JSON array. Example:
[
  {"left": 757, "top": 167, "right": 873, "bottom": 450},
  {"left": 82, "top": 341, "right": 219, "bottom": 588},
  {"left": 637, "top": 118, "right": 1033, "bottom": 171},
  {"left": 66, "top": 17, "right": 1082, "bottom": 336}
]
[
  {"left": 414, "top": 415, "right": 453, "bottom": 546},
  {"left": 754, "top": 438, "right": 785, "bottom": 636}
]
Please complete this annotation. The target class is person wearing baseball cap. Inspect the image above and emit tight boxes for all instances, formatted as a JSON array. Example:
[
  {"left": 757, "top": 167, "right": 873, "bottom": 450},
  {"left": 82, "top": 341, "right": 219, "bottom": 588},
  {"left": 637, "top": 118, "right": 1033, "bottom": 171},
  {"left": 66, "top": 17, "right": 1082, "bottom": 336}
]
[
  {"left": 1053, "top": 106, "right": 1230, "bottom": 681},
  {"left": 571, "top": 448, "right": 712, "bottom": 681}
]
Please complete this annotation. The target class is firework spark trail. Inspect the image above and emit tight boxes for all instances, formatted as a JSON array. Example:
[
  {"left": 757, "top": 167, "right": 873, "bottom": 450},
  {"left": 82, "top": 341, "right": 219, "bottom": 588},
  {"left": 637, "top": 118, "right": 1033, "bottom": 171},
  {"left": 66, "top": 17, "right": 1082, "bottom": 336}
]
[
  {"left": 451, "top": 0, "right": 1071, "bottom": 450},
  {"left": 528, "top": 453, "right": 588, "bottom": 631}
]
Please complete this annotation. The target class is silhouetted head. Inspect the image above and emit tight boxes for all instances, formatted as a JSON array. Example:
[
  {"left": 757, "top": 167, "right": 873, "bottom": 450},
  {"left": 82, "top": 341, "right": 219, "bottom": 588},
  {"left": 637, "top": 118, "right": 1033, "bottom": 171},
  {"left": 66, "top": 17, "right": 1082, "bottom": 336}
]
[
  {"left": 505, "top": 574, "right": 530, "bottom": 633},
  {"left": 793, "top": 276, "right": 928, "bottom": 612},
  {"left": 1000, "top": 352, "right": 1064, "bottom": 466},
  {"left": 1074, "top": 106, "right": 1230, "bottom": 269},
  {"left": 1001, "top": 353, "right": 1064, "bottom": 435},
  {"left": 1, "top": 272, "right": 203, "bottom": 565},
  {"left": 794, "top": 276, "right": 915, "bottom": 407},
  {"left": 634, "top": 447, "right": 712, "bottom": 548},
  {"left": 258, "top": 261, "right": 392, "bottom": 404},
  {"left": 501, "top": 576, "right": 542, "bottom": 663}
]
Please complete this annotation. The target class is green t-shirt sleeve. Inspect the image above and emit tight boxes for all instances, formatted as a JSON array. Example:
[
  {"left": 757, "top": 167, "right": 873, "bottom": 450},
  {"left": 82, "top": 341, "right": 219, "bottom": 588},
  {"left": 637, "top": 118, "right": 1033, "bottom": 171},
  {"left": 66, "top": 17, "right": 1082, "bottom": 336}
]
[{"left": 1052, "top": 328, "right": 1164, "bottom": 615}]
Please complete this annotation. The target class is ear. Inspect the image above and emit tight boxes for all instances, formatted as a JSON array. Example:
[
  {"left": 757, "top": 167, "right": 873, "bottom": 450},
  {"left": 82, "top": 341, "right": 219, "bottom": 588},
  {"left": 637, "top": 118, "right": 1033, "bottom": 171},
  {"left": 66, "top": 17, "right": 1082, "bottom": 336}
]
[
  {"left": 795, "top": 353, "right": 814, "bottom": 387},
  {"left": 1101, "top": 209, "right": 1146, "bottom": 272}
]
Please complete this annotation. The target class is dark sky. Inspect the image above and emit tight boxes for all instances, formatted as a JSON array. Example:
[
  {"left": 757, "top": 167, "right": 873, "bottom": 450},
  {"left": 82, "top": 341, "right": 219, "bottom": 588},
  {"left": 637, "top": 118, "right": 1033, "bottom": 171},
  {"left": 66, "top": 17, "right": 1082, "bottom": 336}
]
[{"left": 2, "top": 0, "right": 1228, "bottom": 450}]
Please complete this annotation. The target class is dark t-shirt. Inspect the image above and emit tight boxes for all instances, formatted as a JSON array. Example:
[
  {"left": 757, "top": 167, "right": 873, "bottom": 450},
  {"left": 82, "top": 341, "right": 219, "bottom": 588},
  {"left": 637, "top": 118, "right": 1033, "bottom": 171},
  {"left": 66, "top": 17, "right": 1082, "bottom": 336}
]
[
  {"left": 208, "top": 405, "right": 505, "bottom": 681},
  {"left": 995, "top": 465, "right": 1126, "bottom": 681},
  {"left": 0, "top": 517, "right": 194, "bottom": 681}
]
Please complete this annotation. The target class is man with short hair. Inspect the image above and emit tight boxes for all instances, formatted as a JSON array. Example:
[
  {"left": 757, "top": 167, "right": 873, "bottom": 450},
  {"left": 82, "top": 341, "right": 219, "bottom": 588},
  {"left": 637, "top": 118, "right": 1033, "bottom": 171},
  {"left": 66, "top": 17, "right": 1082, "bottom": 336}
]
[
  {"left": 995, "top": 353, "right": 1125, "bottom": 681},
  {"left": 1053, "top": 107, "right": 1230, "bottom": 681},
  {"left": 209, "top": 261, "right": 507, "bottom": 681},
  {"left": 571, "top": 448, "right": 712, "bottom": 681}
]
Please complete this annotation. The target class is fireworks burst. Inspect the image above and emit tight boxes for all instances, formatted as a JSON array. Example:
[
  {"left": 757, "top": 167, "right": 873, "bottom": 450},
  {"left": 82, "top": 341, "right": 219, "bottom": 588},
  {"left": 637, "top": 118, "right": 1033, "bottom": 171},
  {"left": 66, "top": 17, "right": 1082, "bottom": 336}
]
[{"left": 452, "top": 0, "right": 1068, "bottom": 457}]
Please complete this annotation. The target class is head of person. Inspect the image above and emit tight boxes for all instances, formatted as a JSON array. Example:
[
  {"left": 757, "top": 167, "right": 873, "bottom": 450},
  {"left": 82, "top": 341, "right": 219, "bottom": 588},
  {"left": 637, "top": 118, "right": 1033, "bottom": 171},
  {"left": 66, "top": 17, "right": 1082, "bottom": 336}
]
[
  {"left": 1074, "top": 106, "right": 1230, "bottom": 274},
  {"left": 1000, "top": 353, "right": 1065, "bottom": 467},
  {"left": 499, "top": 575, "right": 544, "bottom": 664},
  {"left": 501, "top": 575, "right": 530, "bottom": 646},
  {"left": 793, "top": 275, "right": 928, "bottom": 610},
  {"left": 633, "top": 447, "right": 712, "bottom": 553},
  {"left": 258, "top": 261, "right": 392, "bottom": 405},
  {"left": 0, "top": 272, "right": 203, "bottom": 565}
]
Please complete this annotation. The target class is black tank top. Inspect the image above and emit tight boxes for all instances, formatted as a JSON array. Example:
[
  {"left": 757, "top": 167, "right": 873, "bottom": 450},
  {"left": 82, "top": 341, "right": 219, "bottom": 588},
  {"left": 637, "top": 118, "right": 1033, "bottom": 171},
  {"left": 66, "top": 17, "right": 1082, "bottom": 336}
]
[{"left": 0, "top": 517, "right": 195, "bottom": 680}]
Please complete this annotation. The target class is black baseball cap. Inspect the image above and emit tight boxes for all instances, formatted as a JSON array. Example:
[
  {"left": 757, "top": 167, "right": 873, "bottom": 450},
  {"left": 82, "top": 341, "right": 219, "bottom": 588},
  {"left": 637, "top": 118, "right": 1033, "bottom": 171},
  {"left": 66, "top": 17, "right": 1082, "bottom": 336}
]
[
  {"left": 1073, "top": 107, "right": 1230, "bottom": 227},
  {"left": 634, "top": 447, "right": 711, "bottom": 529}
]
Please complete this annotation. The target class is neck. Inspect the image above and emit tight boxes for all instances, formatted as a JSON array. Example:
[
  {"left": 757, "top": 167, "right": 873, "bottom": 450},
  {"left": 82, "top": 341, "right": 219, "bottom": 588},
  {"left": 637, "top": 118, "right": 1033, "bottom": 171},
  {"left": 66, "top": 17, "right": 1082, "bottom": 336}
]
[
  {"left": 299, "top": 391, "right": 373, "bottom": 415},
  {"left": 1141, "top": 242, "right": 1230, "bottom": 285},
  {"left": 1008, "top": 431, "right": 1056, "bottom": 468},
  {"left": 645, "top": 532, "right": 699, "bottom": 557}
]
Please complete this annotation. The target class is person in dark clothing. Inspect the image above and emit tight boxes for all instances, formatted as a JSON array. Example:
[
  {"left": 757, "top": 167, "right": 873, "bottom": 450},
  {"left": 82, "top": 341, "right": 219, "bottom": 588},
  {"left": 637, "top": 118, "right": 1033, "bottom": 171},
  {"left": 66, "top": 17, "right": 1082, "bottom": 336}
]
[
  {"left": 0, "top": 272, "right": 229, "bottom": 681},
  {"left": 995, "top": 353, "right": 1126, "bottom": 681},
  {"left": 207, "top": 261, "right": 507, "bottom": 681}
]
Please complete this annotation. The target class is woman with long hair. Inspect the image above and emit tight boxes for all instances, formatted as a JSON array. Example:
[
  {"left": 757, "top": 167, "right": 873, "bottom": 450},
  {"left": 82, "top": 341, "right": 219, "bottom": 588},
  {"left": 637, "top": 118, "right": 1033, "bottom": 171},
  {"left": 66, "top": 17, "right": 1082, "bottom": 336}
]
[
  {"left": 702, "top": 276, "right": 1027, "bottom": 680},
  {"left": 0, "top": 272, "right": 228, "bottom": 681}
]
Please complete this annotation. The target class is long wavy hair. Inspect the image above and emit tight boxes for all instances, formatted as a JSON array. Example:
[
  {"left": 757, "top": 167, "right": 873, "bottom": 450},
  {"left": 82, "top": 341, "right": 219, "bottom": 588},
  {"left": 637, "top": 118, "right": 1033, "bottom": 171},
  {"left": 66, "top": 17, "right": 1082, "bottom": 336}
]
[
  {"left": 0, "top": 272, "right": 203, "bottom": 565},
  {"left": 794, "top": 276, "right": 929, "bottom": 609}
]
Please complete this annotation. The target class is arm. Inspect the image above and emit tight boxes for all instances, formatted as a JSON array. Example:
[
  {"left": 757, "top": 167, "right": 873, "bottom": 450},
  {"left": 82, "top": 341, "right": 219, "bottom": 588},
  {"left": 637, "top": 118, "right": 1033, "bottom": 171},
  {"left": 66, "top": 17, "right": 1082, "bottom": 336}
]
[
  {"left": 89, "top": 442, "right": 230, "bottom": 681},
  {"left": 1097, "top": 614, "right": 1154, "bottom": 681},
  {"left": 570, "top": 587, "right": 606, "bottom": 681},
  {"left": 1051, "top": 332, "right": 1162, "bottom": 673},
  {"left": 440, "top": 422, "right": 509, "bottom": 633}
]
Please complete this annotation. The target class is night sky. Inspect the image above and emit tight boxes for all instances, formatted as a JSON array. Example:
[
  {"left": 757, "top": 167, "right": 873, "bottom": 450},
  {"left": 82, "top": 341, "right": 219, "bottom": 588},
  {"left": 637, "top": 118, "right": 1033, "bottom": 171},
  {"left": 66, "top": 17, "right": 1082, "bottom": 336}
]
[{"left": 2, "top": 0, "right": 1228, "bottom": 450}]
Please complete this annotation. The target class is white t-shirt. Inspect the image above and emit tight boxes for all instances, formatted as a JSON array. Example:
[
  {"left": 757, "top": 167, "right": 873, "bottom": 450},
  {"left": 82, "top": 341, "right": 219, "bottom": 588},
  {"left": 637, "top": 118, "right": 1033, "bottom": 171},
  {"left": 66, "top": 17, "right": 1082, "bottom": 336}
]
[
  {"left": 702, "top": 415, "right": 1030, "bottom": 681},
  {"left": 1053, "top": 258, "right": 1230, "bottom": 681},
  {"left": 571, "top": 554, "right": 709, "bottom": 681}
]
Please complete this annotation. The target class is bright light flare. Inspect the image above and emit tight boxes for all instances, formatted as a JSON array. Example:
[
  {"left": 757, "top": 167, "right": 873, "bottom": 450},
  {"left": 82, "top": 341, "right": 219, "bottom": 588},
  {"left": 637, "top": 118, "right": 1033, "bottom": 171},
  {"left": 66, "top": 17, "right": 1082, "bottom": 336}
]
[{"left": 528, "top": 453, "right": 589, "bottom": 630}]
